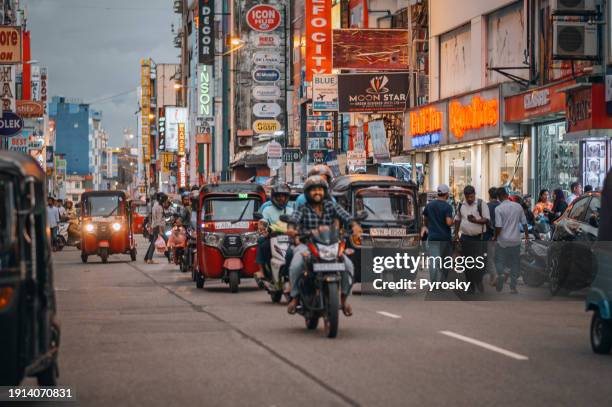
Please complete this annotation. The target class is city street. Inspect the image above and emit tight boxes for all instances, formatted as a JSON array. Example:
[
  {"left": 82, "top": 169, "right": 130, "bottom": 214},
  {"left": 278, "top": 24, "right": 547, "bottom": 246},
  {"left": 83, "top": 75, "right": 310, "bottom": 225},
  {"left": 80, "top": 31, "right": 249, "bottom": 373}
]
[{"left": 42, "top": 238, "right": 612, "bottom": 406}]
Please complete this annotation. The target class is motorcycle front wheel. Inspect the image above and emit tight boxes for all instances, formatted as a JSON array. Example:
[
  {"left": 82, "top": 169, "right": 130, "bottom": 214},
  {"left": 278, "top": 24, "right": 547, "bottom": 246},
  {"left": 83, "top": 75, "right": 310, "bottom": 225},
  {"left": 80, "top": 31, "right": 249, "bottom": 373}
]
[{"left": 323, "top": 282, "right": 339, "bottom": 338}]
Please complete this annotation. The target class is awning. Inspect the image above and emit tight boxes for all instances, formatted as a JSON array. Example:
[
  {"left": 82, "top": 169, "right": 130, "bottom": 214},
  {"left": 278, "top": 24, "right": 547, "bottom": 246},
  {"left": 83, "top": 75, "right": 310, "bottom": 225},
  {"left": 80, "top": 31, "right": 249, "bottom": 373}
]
[
  {"left": 564, "top": 129, "right": 612, "bottom": 142},
  {"left": 230, "top": 144, "right": 268, "bottom": 168}
]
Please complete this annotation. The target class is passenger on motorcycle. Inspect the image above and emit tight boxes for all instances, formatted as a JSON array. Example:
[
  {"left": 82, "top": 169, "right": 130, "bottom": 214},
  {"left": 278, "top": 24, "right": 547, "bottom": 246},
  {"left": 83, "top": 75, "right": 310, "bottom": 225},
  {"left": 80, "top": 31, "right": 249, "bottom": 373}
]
[
  {"left": 255, "top": 183, "right": 294, "bottom": 283},
  {"left": 286, "top": 175, "right": 362, "bottom": 316}
]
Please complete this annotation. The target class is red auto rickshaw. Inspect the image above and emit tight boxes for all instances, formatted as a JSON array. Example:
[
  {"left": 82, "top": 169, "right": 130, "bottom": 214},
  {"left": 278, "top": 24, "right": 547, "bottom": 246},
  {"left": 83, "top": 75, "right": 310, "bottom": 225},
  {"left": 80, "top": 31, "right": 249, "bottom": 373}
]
[
  {"left": 131, "top": 201, "right": 149, "bottom": 235},
  {"left": 80, "top": 190, "right": 137, "bottom": 263},
  {"left": 194, "top": 183, "right": 266, "bottom": 292}
]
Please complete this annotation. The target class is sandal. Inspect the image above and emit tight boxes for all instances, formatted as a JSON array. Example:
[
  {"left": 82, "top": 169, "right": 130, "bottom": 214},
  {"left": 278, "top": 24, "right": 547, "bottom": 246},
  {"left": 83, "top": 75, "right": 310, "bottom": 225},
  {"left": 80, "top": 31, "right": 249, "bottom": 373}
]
[
  {"left": 341, "top": 303, "right": 353, "bottom": 317},
  {"left": 287, "top": 299, "right": 298, "bottom": 315}
]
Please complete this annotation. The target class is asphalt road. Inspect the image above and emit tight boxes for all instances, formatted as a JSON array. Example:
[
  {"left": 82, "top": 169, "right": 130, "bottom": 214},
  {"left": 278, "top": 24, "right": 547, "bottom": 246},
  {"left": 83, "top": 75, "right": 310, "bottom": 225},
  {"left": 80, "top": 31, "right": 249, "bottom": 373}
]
[{"left": 38, "top": 237, "right": 612, "bottom": 407}]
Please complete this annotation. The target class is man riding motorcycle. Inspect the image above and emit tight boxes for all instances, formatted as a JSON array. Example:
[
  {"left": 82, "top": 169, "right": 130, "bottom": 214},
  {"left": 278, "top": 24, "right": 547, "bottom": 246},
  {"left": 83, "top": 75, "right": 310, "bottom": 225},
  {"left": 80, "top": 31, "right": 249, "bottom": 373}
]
[
  {"left": 255, "top": 183, "right": 294, "bottom": 285},
  {"left": 286, "top": 175, "right": 362, "bottom": 316}
]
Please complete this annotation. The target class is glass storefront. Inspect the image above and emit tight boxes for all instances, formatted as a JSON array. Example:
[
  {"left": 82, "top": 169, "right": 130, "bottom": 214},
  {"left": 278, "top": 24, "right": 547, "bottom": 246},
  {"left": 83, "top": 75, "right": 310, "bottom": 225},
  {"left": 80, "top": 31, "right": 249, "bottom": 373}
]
[
  {"left": 536, "top": 121, "right": 579, "bottom": 195},
  {"left": 442, "top": 148, "right": 471, "bottom": 201},
  {"left": 489, "top": 141, "right": 525, "bottom": 193}
]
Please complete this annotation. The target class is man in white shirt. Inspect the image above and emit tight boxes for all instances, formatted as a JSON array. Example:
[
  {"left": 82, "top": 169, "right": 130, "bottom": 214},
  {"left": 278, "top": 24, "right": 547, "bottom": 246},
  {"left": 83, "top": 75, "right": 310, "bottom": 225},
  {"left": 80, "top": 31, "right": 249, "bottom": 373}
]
[
  {"left": 493, "top": 187, "right": 529, "bottom": 294},
  {"left": 454, "top": 185, "right": 490, "bottom": 293},
  {"left": 47, "top": 197, "right": 60, "bottom": 251},
  {"left": 566, "top": 181, "right": 582, "bottom": 205}
]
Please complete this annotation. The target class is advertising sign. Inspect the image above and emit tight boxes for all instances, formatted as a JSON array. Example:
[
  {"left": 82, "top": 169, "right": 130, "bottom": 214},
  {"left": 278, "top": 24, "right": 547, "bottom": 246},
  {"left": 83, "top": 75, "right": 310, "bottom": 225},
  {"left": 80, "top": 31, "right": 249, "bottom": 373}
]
[
  {"left": 198, "top": 0, "right": 215, "bottom": 65},
  {"left": 0, "top": 27, "right": 21, "bottom": 64},
  {"left": 253, "top": 119, "right": 282, "bottom": 134},
  {"left": 165, "top": 107, "right": 188, "bottom": 151},
  {"left": 158, "top": 107, "right": 166, "bottom": 151},
  {"left": 405, "top": 102, "right": 449, "bottom": 150},
  {"left": 252, "top": 51, "right": 282, "bottom": 66},
  {"left": 282, "top": 148, "right": 302, "bottom": 162},
  {"left": 305, "top": 0, "right": 332, "bottom": 81},
  {"left": 252, "top": 33, "right": 280, "bottom": 47},
  {"left": 449, "top": 93, "right": 499, "bottom": 141},
  {"left": 0, "top": 65, "right": 15, "bottom": 112},
  {"left": 16, "top": 100, "right": 44, "bottom": 118},
  {"left": 504, "top": 79, "right": 574, "bottom": 123},
  {"left": 252, "top": 68, "right": 281, "bottom": 83},
  {"left": 8, "top": 135, "right": 27, "bottom": 152},
  {"left": 246, "top": 5, "right": 281, "bottom": 32},
  {"left": 178, "top": 123, "right": 186, "bottom": 156},
  {"left": 253, "top": 102, "right": 281, "bottom": 118},
  {"left": 266, "top": 140, "right": 282, "bottom": 170},
  {"left": 312, "top": 74, "right": 338, "bottom": 111},
  {"left": 332, "top": 29, "right": 409, "bottom": 70},
  {"left": 140, "top": 59, "right": 151, "bottom": 162},
  {"left": 252, "top": 85, "right": 281, "bottom": 100},
  {"left": 40, "top": 67, "right": 48, "bottom": 114},
  {"left": 178, "top": 156, "right": 187, "bottom": 188},
  {"left": 0, "top": 111, "right": 23, "bottom": 136},
  {"left": 368, "top": 120, "right": 390, "bottom": 162},
  {"left": 347, "top": 150, "right": 366, "bottom": 173},
  {"left": 308, "top": 149, "right": 327, "bottom": 164},
  {"left": 197, "top": 64, "right": 214, "bottom": 122},
  {"left": 31, "top": 65, "right": 41, "bottom": 100},
  {"left": 338, "top": 73, "right": 409, "bottom": 112},
  {"left": 566, "top": 84, "right": 612, "bottom": 135}
]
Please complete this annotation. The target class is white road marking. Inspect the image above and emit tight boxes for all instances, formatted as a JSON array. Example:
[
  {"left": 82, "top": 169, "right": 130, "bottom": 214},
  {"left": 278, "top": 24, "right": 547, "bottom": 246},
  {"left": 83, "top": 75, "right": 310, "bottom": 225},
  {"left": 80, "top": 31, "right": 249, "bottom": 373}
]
[
  {"left": 439, "top": 330, "right": 529, "bottom": 361},
  {"left": 377, "top": 311, "right": 402, "bottom": 319}
]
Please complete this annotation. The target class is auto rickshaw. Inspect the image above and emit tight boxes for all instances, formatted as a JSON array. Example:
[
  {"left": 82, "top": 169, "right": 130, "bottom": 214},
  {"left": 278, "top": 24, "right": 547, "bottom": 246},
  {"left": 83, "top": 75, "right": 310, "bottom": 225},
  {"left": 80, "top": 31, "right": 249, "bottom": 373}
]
[
  {"left": 194, "top": 183, "right": 266, "bottom": 292},
  {"left": 131, "top": 201, "right": 149, "bottom": 235},
  {"left": 80, "top": 190, "right": 137, "bottom": 263},
  {"left": 0, "top": 151, "right": 60, "bottom": 385},
  {"left": 331, "top": 174, "right": 420, "bottom": 282}
]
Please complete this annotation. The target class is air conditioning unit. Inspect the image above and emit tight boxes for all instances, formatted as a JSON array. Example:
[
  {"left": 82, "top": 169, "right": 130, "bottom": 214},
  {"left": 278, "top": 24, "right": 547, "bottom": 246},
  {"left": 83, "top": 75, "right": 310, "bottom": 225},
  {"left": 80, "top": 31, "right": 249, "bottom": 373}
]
[
  {"left": 552, "top": 0, "right": 596, "bottom": 15},
  {"left": 553, "top": 21, "right": 598, "bottom": 59}
]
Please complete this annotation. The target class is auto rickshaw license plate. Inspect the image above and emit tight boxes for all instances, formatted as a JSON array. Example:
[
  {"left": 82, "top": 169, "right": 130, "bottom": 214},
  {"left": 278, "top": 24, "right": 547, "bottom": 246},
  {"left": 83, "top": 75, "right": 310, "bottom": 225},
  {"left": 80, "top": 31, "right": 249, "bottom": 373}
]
[
  {"left": 313, "top": 263, "right": 345, "bottom": 272},
  {"left": 214, "top": 221, "right": 250, "bottom": 229},
  {"left": 370, "top": 228, "right": 407, "bottom": 237}
]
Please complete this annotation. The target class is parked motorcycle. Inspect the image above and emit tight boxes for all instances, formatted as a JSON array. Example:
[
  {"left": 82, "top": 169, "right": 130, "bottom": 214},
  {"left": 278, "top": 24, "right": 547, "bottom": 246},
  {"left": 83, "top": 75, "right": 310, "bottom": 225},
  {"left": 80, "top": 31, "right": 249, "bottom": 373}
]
[{"left": 520, "top": 239, "right": 550, "bottom": 287}]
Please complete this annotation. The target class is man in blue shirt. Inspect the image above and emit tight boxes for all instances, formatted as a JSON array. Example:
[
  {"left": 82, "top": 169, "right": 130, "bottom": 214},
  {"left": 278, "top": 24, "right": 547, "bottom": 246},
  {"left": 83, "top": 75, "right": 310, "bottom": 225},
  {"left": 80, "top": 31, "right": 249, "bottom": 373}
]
[{"left": 423, "top": 184, "right": 454, "bottom": 282}]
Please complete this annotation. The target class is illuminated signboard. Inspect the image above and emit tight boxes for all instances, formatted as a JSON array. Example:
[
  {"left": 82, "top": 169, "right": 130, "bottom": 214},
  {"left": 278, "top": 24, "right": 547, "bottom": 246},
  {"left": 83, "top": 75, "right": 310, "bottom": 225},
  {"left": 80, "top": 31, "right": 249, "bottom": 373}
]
[
  {"left": 140, "top": 59, "right": 151, "bottom": 162},
  {"left": 410, "top": 106, "right": 442, "bottom": 136},
  {"left": 449, "top": 96, "right": 498, "bottom": 139},
  {"left": 412, "top": 132, "right": 441, "bottom": 148},
  {"left": 178, "top": 122, "right": 186, "bottom": 156}
]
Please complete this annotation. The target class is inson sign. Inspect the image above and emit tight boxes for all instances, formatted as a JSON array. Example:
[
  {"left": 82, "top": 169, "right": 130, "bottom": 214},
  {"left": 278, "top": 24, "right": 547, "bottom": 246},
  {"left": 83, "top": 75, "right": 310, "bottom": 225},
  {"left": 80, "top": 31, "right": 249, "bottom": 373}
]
[
  {"left": 198, "top": 64, "right": 213, "bottom": 123},
  {"left": 338, "top": 73, "right": 409, "bottom": 112}
]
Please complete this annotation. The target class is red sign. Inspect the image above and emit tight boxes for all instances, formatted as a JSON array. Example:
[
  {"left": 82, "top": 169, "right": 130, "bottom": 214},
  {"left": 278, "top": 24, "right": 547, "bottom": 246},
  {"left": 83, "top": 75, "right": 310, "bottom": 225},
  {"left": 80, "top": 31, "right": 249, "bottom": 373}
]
[
  {"left": 305, "top": 0, "right": 332, "bottom": 81},
  {"left": 16, "top": 100, "right": 44, "bottom": 117},
  {"left": 504, "top": 79, "right": 575, "bottom": 123},
  {"left": 410, "top": 106, "right": 443, "bottom": 136},
  {"left": 332, "top": 29, "right": 409, "bottom": 70},
  {"left": 246, "top": 5, "right": 281, "bottom": 32},
  {"left": 567, "top": 84, "right": 612, "bottom": 133}
]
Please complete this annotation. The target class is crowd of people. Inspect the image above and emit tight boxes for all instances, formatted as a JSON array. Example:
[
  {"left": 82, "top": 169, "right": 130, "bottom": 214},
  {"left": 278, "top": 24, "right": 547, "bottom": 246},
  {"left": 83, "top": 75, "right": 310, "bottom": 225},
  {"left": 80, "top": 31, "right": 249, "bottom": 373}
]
[{"left": 46, "top": 196, "right": 78, "bottom": 251}]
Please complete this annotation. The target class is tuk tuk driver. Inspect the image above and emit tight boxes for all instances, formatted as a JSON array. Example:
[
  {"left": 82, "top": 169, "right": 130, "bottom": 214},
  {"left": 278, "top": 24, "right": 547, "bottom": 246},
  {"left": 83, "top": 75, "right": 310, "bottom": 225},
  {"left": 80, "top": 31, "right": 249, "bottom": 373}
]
[
  {"left": 255, "top": 183, "right": 293, "bottom": 284},
  {"left": 286, "top": 175, "right": 363, "bottom": 316}
]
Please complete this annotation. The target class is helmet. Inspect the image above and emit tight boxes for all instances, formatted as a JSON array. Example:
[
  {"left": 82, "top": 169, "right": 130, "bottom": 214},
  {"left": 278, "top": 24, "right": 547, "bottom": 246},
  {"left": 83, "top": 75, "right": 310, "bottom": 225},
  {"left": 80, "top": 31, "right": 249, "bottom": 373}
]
[
  {"left": 181, "top": 191, "right": 191, "bottom": 200},
  {"left": 303, "top": 175, "right": 329, "bottom": 204},
  {"left": 307, "top": 164, "right": 333, "bottom": 183},
  {"left": 271, "top": 183, "right": 291, "bottom": 209}
]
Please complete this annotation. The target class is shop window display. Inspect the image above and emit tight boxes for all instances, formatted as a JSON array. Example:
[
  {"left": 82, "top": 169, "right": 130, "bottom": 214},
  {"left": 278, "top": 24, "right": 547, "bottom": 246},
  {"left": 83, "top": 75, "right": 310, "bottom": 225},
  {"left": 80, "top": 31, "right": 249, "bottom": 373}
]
[
  {"left": 442, "top": 148, "right": 471, "bottom": 202},
  {"left": 489, "top": 142, "right": 524, "bottom": 193},
  {"left": 583, "top": 140, "right": 607, "bottom": 189},
  {"left": 536, "top": 122, "right": 579, "bottom": 195}
]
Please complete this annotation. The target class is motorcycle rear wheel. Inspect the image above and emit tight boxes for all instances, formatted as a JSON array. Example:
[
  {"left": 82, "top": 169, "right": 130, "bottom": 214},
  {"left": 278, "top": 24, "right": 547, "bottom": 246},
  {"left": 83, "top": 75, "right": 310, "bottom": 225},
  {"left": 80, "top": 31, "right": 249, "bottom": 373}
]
[
  {"left": 305, "top": 315, "right": 319, "bottom": 330},
  {"left": 323, "top": 282, "right": 339, "bottom": 338},
  {"left": 229, "top": 271, "right": 239, "bottom": 293},
  {"left": 100, "top": 248, "right": 109, "bottom": 264}
]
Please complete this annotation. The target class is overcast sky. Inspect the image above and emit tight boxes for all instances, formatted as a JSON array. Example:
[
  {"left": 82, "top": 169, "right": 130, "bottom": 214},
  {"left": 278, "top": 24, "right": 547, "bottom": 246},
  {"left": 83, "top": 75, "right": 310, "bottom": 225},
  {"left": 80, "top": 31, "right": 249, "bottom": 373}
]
[{"left": 26, "top": 0, "right": 178, "bottom": 146}]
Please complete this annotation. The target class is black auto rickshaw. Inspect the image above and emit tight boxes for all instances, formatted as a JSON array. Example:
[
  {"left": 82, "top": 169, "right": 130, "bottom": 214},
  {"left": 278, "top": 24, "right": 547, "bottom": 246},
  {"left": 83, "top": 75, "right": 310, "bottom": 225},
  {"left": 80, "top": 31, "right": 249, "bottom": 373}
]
[
  {"left": 0, "top": 151, "right": 60, "bottom": 385},
  {"left": 331, "top": 174, "right": 420, "bottom": 282}
]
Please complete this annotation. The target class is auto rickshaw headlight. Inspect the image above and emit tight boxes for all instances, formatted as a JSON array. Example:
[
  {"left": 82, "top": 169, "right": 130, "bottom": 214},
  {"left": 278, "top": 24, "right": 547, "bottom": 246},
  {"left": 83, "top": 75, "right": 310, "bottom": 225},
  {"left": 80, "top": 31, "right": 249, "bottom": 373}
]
[
  {"left": 112, "top": 222, "right": 122, "bottom": 231},
  {"left": 204, "top": 232, "right": 221, "bottom": 247},
  {"left": 85, "top": 223, "right": 94, "bottom": 233},
  {"left": 243, "top": 232, "right": 258, "bottom": 246}
]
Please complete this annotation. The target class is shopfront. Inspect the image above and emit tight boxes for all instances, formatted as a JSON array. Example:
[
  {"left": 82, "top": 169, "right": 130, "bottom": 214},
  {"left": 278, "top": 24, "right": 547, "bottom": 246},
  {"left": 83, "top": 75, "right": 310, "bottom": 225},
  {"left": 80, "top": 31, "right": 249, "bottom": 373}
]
[
  {"left": 405, "top": 84, "right": 522, "bottom": 199},
  {"left": 504, "top": 79, "right": 580, "bottom": 195}
]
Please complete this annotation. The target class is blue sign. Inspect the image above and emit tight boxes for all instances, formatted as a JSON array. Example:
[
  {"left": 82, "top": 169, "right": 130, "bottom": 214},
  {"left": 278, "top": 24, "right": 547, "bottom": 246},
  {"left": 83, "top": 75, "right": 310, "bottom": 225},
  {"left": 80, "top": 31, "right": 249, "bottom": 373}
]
[
  {"left": 0, "top": 112, "right": 24, "bottom": 137},
  {"left": 412, "top": 132, "right": 441, "bottom": 148},
  {"left": 252, "top": 69, "right": 281, "bottom": 83}
]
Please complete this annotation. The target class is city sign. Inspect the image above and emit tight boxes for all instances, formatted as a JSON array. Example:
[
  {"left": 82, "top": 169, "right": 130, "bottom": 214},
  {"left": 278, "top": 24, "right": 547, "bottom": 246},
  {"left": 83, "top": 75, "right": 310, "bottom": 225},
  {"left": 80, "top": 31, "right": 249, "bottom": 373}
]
[
  {"left": 449, "top": 96, "right": 498, "bottom": 139},
  {"left": 252, "top": 51, "right": 282, "bottom": 66},
  {"left": 266, "top": 140, "right": 283, "bottom": 170},
  {"left": 252, "top": 85, "right": 281, "bottom": 100},
  {"left": 282, "top": 148, "right": 302, "bottom": 163},
  {"left": 252, "top": 68, "right": 281, "bottom": 83},
  {"left": 305, "top": 0, "right": 332, "bottom": 81},
  {"left": 252, "top": 33, "right": 280, "bottom": 48},
  {"left": 198, "top": 0, "right": 215, "bottom": 65},
  {"left": 246, "top": 5, "right": 281, "bottom": 32},
  {"left": 0, "top": 27, "right": 21, "bottom": 64},
  {"left": 253, "top": 102, "right": 281, "bottom": 118},
  {"left": 0, "top": 111, "right": 23, "bottom": 136},
  {"left": 253, "top": 119, "right": 282, "bottom": 134}
]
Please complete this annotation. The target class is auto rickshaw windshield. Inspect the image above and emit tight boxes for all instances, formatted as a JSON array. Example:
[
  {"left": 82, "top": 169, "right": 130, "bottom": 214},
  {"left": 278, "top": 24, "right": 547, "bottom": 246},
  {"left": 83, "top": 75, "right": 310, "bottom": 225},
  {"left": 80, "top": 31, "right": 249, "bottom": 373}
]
[
  {"left": 202, "top": 197, "right": 260, "bottom": 221},
  {"left": 355, "top": 191, "right": 415, "bottom": 222},
  {"left": 0, "top": 177, "right": 15, "bottom": 250},
  {"left": 84, "top": 195, "right": 122, "bottom": 217}
]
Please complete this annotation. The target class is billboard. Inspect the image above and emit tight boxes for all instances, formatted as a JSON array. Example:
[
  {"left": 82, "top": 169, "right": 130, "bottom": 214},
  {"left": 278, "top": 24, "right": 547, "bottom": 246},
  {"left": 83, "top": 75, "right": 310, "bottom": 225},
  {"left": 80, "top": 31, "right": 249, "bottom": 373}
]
[
  {"left": 0, "top": 27, "right": 21, "bottom": 64},
  {"left": 198, "top": 0, "right": 215, "bottom": 65},
  {"left": 337, "top": 72, "right": 409, "bottom": 112},
  {"left": 305, "top": 0, "right": 332, "bottom": 81},
  {"left": 0, "top": 65, "right": 15, "bottom": 112},
  {"left": 332, "top": 29, "right": 409, "bottom": 70},
  {"left": 166, "top": 107, "right": 189, "bottom": 152},
  {"left": 312, "top": 74, "right": 338, "bottom": 111}
]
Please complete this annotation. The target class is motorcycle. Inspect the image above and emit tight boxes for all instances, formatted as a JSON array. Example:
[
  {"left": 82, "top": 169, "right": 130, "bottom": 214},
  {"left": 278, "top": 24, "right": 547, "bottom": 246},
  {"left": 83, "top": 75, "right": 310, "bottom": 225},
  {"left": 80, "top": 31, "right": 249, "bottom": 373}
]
[
  {"left": 520, "top": 238, "right": 550, "bottom": 287},
  {"left": 57, "top": 220, "right": 81, "bottom": 249},
  {"left": 265, "top": 231, "right": 292, "bottom": 303}
]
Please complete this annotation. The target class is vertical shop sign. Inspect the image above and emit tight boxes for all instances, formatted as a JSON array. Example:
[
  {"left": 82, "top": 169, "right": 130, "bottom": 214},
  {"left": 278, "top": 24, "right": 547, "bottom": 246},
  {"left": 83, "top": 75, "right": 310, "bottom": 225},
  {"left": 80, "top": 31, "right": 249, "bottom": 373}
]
[
  {"left": 0, "top": 65, "right": 15, "bottom": 111},
  {"left": 40, "top": 67, "right": 48, "bottom": 114},
  {"left": 197, "top": 64, "right": 213, "bottom": 123},
  {"left": 305, "top": 0, "right": 332, "bottom": 81},
  {"left": 198, "top": 0, "right": 215, "bottom": 65},
  {"left": 140, "top": 59, "right": 151, "bottom": 163},
  {"left": 178, "top": 123, "right": 186, "bottom": 156},
  {"left": 158, "top": 107, "right": 166, "bottom": 151}
]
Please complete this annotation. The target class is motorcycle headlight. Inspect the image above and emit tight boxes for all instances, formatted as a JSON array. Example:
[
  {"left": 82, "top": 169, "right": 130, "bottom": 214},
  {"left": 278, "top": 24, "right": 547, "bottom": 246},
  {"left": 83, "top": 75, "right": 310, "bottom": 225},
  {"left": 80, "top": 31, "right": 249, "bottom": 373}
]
[
  {"left": 85, "top": 223, "right": 94, "bottom": 233},
  {"left": 204, "top": 232, "right": 221, "bottom": 247},
  {"left": 243, "top": 232, "right": 259, "bottom": 247},
  {"left": 112, "top": 222, "right": 122, "bottom": 231},
  {"left": 317, "top": 243, "right": 339, "bottom": 261},
  {"left": 165, "top": 230, "right": 172, "bottom": 237}
]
